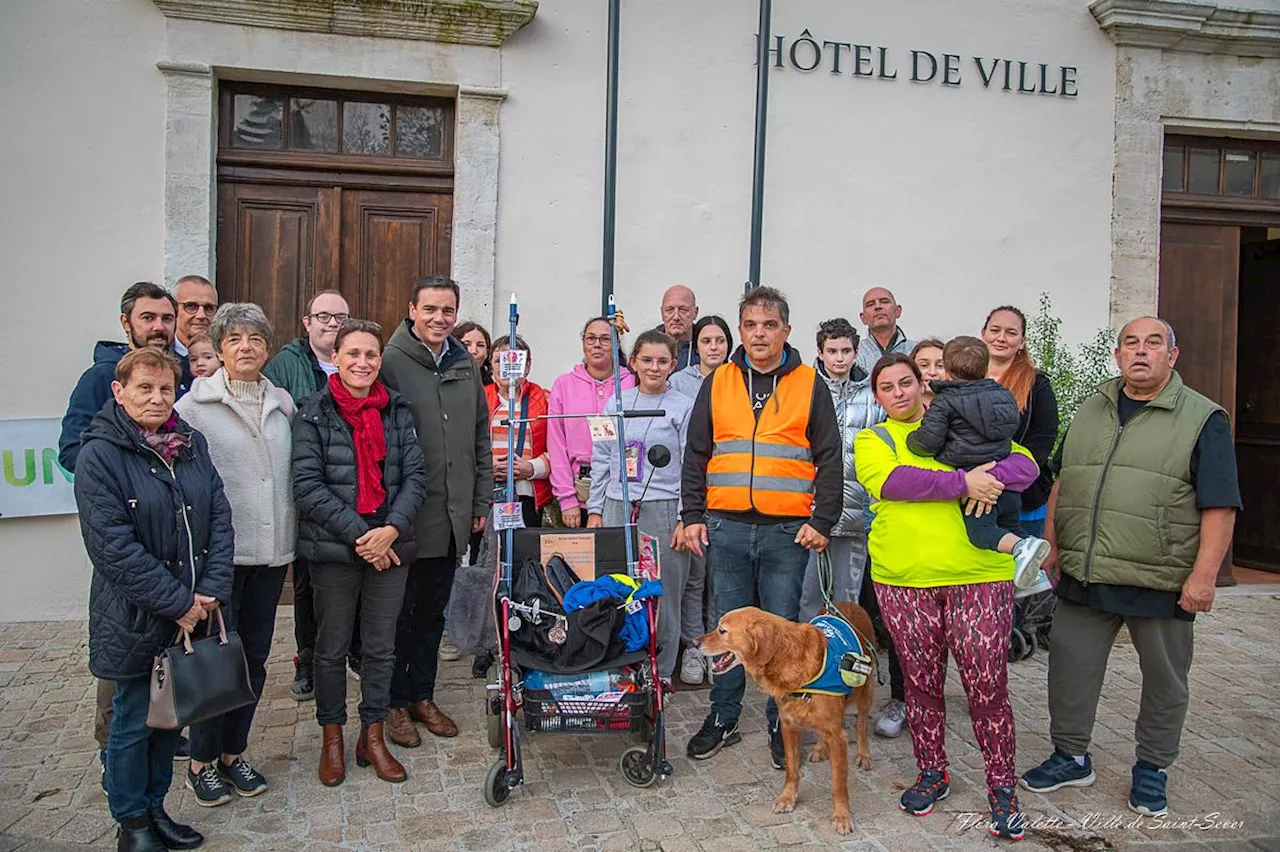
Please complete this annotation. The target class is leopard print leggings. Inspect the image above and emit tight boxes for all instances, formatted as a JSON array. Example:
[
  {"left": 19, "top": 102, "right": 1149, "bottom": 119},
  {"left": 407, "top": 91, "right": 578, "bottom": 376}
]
[{"left": 875, "top": 580, "right": 1016, "bottom": 788}]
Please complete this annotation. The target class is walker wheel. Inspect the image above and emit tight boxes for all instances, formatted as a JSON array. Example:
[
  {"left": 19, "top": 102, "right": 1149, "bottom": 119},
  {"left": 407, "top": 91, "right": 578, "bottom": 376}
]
[
  {"left": 1009, "top": 630, "right": 1029, "bottom": 663},
  {"left": 486, "top": 711, "right": 502, "bottom": 749},
  {"left": 483, "top": 759, "right": 511, "bottom": 806},
  {"left": 620, "top": 745, "right": 657, "bottom": 788}
]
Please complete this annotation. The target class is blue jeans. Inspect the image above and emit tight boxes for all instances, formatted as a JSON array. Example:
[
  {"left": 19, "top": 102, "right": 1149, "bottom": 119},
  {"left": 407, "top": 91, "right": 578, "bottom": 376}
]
[
  {"left": 189, "top": 565, "right": 287, "bottom": 763},
  {"left": 106, "top": 675, "right": 181, "bottom": 822},
  {"left": 706, "top": 514, "right": 809, "bottom": 727}
]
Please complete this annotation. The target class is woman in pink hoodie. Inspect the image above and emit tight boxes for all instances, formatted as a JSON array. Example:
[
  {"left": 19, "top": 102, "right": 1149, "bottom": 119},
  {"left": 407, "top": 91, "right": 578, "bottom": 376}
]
[{"left": 548, "top": 316, "right": 637, "bottom": 527}]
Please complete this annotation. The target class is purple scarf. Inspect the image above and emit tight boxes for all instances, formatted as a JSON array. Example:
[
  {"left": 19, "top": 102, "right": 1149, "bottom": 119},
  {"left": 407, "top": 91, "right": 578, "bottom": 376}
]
[{"left": 140, "top": 413, "right": 191, "bottom": 463}]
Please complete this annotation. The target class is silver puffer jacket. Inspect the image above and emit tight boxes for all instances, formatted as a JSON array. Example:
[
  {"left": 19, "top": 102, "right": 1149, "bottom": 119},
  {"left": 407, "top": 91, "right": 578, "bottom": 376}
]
[{"left": 817, "top": 361, "right": 885, "bottom": 537}]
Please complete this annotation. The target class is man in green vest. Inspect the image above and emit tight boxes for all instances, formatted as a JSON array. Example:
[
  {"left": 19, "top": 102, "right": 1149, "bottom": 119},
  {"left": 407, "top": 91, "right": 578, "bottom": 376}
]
[{"left": 1020, "top": 317, "right": 1240, "bottom": 818}]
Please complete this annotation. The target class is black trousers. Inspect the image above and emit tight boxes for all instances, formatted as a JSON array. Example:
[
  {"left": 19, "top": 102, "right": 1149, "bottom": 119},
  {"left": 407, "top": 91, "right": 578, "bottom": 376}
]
[
  {"left": 295, "top": 554, "right": 363, "bottom": 666},
  {"left": 311, "top": 559, "right": 407, "bottom": 726},
  {"left": 189, "top": 565, "right": 287, "bottom": 762},
  {"left": 390, "top": 539, "right": 458, "bottom": 708},
  {"left": 859, "top": 559, "right": 905, "bottom": 702}
]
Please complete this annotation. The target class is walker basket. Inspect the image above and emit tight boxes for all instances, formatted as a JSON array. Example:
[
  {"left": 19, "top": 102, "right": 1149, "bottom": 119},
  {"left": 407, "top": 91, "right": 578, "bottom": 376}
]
[{"left": 522, "top": 688, "right": 648, "bottom": 734}]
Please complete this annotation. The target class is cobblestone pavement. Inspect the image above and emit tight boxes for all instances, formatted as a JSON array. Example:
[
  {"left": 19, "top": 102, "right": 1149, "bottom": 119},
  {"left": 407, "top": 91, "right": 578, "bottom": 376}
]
[{"left": 1, "top": 593, "right": 1277, "bottom": 852}]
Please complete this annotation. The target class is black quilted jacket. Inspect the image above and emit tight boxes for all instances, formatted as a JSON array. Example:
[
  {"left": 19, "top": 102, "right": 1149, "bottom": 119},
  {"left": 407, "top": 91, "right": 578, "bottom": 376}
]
[
  {"left": 75, "top": 401, "right": 235, "bottom": 680},
  {"left": 291, "top": 386, "right": 428, "bottom": 565},
  {"left": 907, "top": 378, "right": 1020, "bottom": 469}
]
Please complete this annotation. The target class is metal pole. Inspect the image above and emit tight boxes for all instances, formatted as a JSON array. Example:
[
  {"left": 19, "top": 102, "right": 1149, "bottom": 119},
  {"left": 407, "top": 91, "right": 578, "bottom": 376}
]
[
  {"left": 747, "top": 0, "right": 772, "bottom": 291},
  {"left": 607, "top": 296, "right": 636, "bottom": 573},
  {"left": 601, "top": 0, "right": 622, "bottom": 314},
  {"left": 504, "top": 294, "right": 518, "bottom": 569}
]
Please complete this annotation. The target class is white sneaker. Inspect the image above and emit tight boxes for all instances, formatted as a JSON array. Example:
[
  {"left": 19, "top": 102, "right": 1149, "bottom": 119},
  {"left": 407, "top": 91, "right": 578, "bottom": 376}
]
[
  {"left": 438, "top": 641, "right": 462, "bottom": 662},
  {"left": 875, "top": 699, "right": 907, "bottom": 738},
  {"left": 1015, "top": 569, "right": 1054, "bottom": 599},
  {"left": 1012, "top": 537, "right": 1051, "bottom": 589},
  {"left": 679, "top": 651, "right": 705, "bottom": 685}
]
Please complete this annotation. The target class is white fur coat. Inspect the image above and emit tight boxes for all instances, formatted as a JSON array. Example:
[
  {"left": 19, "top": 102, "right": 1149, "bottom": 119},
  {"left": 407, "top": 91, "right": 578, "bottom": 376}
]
[{"left": 176, "top": 370, "right": 297, "bottom": 567}]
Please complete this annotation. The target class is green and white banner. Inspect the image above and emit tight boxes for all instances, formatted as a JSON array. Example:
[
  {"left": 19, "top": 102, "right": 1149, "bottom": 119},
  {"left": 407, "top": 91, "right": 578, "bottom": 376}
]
[{"left": 0, "top": 418, "right": 76, "bottom": 519}]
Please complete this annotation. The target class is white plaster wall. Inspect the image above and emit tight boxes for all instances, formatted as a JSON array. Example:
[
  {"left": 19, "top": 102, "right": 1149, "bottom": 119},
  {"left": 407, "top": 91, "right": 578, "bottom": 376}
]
[
  {"left": 497, "top": 0, "right": 1118, "bottom": 385},
  {"left": 0, "top": 0, "right": 167, "bottom": 621},
  {"left": 1111, "top": 46, "right": 1280, "bottom": 323}
]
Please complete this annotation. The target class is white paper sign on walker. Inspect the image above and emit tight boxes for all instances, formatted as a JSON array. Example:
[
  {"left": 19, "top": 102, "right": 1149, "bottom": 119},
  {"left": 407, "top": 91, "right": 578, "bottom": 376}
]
[
  {"left": 498, "top": 349, "right": 527, "bottom": 381},
  {"left": 493, "top": 501, "right": 525, "bottom": 531},
  {"left": 588, "top": 416, "right": 616, "bottom": 442}
]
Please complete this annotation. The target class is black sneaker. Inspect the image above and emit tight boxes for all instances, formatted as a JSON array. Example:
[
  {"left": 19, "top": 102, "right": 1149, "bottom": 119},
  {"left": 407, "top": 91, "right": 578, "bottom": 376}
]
[
  {"left": 347, "top": 653, "right": 362, "bottom": 681},
  {"left": 173, "top": 734, "right": 190, "bottom": 760},
  {"left": 686, "top": 714, "right": 741, "bottom": 760},
  {"left": 988, "top": 785, "right": 1025, "bottom": 840},
  {"left": 472, "top": 652, "right": 494, "bottom": 679},
  {"left": 292, "top": 651, "right": 314, "bottom": 701},
  {"left": 185, "top": 763, "right": 232, "bottom": 807},
  {"left": 769, "top": 722, "right": 785, "bottom": 771},
  {"left": 900, "top": 769, "right": 950, "bottom": 816},
  {"left": 218, "top": 757, "right": 268, "bottom": 797}
]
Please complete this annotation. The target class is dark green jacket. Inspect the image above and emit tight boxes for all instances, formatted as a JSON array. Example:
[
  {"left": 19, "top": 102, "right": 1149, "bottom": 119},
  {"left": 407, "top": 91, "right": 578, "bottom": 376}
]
[
  {"left": 264, "top": 338, "right": 328, "bottom": 404},
  {"left": 380, "top": 321, "right": 492, "bottom": 559},
  {"left": 1055, "top": 372, "right": 1221, "bottom": 592}
]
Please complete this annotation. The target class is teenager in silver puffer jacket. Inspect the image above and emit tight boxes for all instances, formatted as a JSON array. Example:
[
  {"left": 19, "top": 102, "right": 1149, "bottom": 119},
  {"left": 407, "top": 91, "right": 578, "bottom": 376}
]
[{"left": 800, "top": 320, "right": 884, "bottom": 620}]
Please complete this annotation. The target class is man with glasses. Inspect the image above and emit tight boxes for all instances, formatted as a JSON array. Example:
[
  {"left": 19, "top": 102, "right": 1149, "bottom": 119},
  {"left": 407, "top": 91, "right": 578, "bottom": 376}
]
[
  {"left": 657, "top": 284, "right": 700, "bottom": 371},
  {"left": 264, "top": 289, "right": 353, "bottom": 702},
  {"left": 172, "top": 275, "right": 219, "bottom": 359}
]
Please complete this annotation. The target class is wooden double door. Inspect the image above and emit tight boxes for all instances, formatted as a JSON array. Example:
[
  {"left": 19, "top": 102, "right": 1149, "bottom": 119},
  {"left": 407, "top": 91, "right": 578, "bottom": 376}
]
[
  {"left": 217, "top": 182, "right": 452, "bottom": 345},
  {"left": 1159, "top": 223, "right": 1280, "bottom": 573}
]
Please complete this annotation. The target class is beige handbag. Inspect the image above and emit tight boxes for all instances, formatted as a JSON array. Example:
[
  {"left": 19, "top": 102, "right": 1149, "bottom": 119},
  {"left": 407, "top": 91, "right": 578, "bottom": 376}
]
[{"left": 147, "top": 608, "right": 255, "bottom": 730}]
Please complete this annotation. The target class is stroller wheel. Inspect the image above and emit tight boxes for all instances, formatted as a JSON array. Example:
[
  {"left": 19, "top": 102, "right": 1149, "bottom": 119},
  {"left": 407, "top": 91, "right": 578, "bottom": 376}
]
[
  {"left": 483, "top": 758, "right": 511, "bottom": 807},
  {"left": 486, "top": 711, "right": 502, "bottom": 750},
  {"left": 619, "top": 745, "right": 657, "bottom": 788},
  {"left": 1009, "top": 630, "right": 1028, "bottom": 663}
]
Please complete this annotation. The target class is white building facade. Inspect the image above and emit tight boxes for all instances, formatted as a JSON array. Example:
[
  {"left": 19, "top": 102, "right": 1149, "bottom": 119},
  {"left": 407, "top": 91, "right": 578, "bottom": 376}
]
[{"left": 1, "top": 0, "right": 1277, "bottom": 620}]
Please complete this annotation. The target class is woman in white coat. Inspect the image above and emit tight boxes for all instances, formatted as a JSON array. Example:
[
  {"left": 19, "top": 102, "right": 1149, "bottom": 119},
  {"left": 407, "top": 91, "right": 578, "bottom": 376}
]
[{"left": 175, "top": 302, "right": 296, "bottom": 808}]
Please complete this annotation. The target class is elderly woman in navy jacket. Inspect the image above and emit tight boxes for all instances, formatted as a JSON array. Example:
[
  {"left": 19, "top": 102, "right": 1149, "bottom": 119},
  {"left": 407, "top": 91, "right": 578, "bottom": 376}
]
[
  {"left": 292, "top": 319, "right": 427, "bottom": 788},
  {"left": 74, "top": 347, "right": 234, "bottom": 852}
]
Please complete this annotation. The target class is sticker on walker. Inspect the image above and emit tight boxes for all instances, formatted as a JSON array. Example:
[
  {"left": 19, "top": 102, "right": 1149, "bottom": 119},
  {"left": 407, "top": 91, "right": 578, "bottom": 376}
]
[
  {"left": 493, "top": 501, "right": 525, "bottom": 531},
  {"left": 588, "top": 416, "right": 616, "bottom": 442},
  {"left": 637, "top": 531, "right": 661, "bottom": 580},
  {"left": 498, "top": 349, "right": 527, "bottom": 381},
  {"left": 624, "top": 440, "right": 643, "bottom": 481}
]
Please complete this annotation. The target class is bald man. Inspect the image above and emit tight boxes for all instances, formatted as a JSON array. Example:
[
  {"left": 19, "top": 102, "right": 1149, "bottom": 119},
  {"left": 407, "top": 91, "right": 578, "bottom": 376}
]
[
  {"left": 658, "top": 285, "right": 700, "bottom": 370},
  {"left": 1021, "top": 316, "right": 1239, "bottom": 818},
  {"left": 854, "top": 287, "right": 916, "bottom": 374}
]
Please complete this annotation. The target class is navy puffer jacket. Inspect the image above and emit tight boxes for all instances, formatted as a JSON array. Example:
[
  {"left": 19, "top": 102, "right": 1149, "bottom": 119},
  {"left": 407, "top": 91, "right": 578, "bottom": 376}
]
[
  {"left": 291, "top": 386, "right": 428, "bottom": 565},
  {"left": 75, "top": 401, "right": 235, "bottom": 680}
]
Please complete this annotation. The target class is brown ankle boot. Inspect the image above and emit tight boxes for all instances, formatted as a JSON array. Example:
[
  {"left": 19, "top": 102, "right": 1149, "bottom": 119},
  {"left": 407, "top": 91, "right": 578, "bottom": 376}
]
[
  {"left": 356, "top": 722, "right": 406, "bottom": 783},
  {"left": 318, "top": 724, "right": 345, "bottom": 787},
  {"left": 386, "top": 707, "right": 421, "bottom": 748},
  {"left": 408, "top": 700, "right": 458, "bottom": 738}
]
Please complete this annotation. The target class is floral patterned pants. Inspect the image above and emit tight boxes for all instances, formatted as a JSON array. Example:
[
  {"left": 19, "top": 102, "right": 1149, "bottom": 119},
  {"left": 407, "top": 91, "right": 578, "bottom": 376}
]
[{"left": 875, "top": 580, "right": 1017, "bottom": 788}]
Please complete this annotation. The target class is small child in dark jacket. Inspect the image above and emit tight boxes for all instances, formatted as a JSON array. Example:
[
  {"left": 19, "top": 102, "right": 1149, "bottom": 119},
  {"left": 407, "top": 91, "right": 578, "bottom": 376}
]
[{"left": 906, "top": 336, "right": 1051, "bottom": 591}]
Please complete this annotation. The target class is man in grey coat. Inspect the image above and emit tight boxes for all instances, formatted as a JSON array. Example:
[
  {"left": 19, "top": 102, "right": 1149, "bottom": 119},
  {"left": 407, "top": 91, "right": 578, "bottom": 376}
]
[{"left": 379, "top": 276, "right": 492, "bottom": 744}]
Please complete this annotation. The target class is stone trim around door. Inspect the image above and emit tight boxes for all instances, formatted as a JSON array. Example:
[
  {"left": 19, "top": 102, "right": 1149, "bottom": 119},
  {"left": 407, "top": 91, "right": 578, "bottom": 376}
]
[
  {"left": 158, "top": 61, "right": 216, "bottom": 291},
  {"left": 156, "top": 64, "right": 508, "bottom": 322},
  {"left": 1092, "top": 0, "right": 1280, "bottom": 326},
  {"left": 152, "top": 0, "right": 538, "bottom": 48},
  {"left": 1091, "top": 0, "right": 1280, "bottom": 58}
]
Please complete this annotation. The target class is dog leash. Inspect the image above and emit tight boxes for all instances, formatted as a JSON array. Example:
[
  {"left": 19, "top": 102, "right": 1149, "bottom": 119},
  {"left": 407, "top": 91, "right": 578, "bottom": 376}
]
[{"left": 816, "top": 550, "right": 885, "bottom": 687}]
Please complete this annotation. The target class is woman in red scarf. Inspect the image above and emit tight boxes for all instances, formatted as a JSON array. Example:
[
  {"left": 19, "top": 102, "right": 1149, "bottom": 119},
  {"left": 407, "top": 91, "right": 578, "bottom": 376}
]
[{"left": 292, "top": 320, "right": 427, "bottom": 788}]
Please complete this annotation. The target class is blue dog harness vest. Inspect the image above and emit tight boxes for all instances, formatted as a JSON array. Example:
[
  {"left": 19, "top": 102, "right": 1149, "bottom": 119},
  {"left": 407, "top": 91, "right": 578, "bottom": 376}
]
[{"left": 792, "top": 614, "right": 872, "bottom": 696}]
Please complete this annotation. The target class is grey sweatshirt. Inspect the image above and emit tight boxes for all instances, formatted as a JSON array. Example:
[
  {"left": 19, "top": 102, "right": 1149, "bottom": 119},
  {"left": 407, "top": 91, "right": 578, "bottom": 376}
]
[
  {"left": 668, "top": 363, "right": 707, "bottom": 400},
  {"left": 587, "top": 387, "right": 692, "bottom": 513}
]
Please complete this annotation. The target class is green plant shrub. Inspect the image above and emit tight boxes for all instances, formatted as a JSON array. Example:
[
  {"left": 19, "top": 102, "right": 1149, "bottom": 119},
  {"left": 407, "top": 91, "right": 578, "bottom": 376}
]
[{"left": 1026, "top": 292, "right": 1117, "bottom": 449}]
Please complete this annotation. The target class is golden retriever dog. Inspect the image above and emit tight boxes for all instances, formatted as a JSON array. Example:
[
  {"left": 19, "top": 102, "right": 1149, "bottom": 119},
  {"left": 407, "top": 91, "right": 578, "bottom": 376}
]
[{"left": 697, "top": 602, "right": 876, "bottom": 835}]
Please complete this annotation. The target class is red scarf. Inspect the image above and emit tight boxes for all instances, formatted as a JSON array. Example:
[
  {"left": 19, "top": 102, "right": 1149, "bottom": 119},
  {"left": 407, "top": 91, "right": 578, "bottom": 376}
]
[{"left": 328, "top": 373, "right": 390, "bottom": 514}]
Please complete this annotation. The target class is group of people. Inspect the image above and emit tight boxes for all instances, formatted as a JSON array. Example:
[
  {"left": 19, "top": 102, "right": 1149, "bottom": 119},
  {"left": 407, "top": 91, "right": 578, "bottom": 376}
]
[{"left": 63, "top": 274, "right": 1237, "bottom": 850}]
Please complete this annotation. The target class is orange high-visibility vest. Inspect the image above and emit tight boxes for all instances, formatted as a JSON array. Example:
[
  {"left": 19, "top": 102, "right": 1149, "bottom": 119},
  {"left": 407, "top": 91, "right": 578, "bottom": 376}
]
[{"left": 706, "top": 362, "right": 818, "bottom": 517}]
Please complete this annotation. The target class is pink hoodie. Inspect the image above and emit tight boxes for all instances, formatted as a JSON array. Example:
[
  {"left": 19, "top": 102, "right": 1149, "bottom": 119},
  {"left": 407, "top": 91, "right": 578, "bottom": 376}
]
[{"left": 547, "top": 363, "right": 637, "bottom": 510}]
